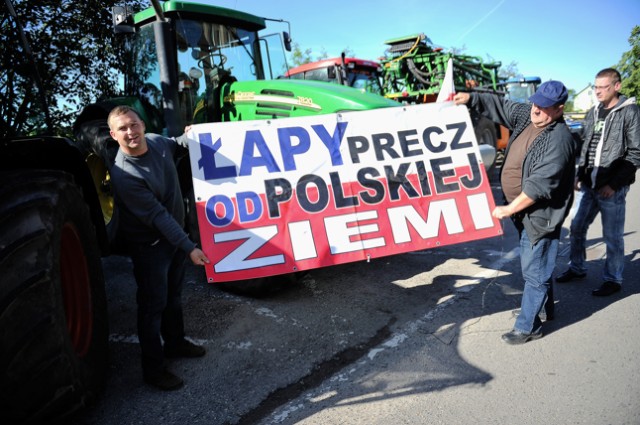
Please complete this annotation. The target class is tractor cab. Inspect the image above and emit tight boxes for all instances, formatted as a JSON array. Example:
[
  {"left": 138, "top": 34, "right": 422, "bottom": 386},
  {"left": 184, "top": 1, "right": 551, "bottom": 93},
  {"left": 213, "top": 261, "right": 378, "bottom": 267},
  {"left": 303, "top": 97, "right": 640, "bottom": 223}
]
[
  {"left": 286, "top": 56, "right": 385, "bottom": 96},
  {"left": 112, "top": 1, "right": 291, "bottom": 135},
  {"left": 106, "top": 1, "right": 395, "bottom": 140},
  {"left": 501, "top": 76, "right": 542, "bottom": 103}
]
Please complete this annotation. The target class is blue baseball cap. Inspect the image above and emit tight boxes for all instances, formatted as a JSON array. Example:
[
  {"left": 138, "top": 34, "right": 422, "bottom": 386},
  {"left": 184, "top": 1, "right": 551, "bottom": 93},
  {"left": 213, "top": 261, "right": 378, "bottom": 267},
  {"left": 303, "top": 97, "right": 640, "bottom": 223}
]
[{"left": 528, "top": 80, "right": 568, "bottom": 107}]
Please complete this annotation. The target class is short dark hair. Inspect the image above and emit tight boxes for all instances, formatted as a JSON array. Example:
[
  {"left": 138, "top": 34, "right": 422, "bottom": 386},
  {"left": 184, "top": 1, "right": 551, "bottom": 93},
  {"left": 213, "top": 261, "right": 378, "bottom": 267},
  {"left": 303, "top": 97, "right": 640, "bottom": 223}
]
[
  {"left": 596, "top": 68, "right": 621, "bottom": 84},
  {"left": 108, "top": 105, "right": 142, "bottom": 129}
]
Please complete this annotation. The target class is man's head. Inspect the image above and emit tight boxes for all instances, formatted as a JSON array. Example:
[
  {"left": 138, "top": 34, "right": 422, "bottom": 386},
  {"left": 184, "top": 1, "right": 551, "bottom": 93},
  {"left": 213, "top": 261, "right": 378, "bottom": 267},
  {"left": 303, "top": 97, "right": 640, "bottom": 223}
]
[
  {"left": 108, "top": 105, "right": 148, "bottom": 156},
  {"left": 528, "top": 80, "right": 568, "bottom": 128},
  {"left": 594, "top": 68, "right": 621, "bottom": 108}
]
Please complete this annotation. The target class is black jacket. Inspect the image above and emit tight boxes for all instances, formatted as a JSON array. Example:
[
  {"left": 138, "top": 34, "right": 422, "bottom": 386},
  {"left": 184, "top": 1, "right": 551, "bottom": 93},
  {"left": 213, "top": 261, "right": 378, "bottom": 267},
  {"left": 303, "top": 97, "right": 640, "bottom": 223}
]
[
  {"left": 577, "top": 95, "right": 640, "bottom": 190},
  {"left": 469, "top": 93, "right": 577, "bottom": 244}
]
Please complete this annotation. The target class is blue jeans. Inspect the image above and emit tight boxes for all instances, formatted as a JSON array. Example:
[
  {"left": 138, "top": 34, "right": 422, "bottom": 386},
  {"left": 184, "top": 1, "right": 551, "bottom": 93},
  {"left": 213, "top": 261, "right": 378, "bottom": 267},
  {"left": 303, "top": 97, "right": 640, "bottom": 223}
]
[
  {"left": 514, "top": 229, "right": 558, "bottom": 334},
  {"left": 130, "top": 239, "right": 187, "bottom": 375},
  {"left": 568, "top": 185, "right": 628, "bottom": 284}
]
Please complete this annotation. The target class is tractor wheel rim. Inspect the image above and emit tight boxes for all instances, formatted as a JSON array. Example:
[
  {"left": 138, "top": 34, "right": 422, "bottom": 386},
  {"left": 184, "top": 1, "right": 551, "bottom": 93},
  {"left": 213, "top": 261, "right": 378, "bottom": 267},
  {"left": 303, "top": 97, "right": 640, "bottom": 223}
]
[{"left": 60, "top": 222, "right": 93, "bottom": 357}]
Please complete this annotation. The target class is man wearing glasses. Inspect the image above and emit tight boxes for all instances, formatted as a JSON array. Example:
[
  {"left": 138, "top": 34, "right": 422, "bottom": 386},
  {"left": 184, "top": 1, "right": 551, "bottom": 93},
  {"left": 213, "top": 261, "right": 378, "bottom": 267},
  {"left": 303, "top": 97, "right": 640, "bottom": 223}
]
[{"left": 557, "top": 68, "right": 640, "bottom": 296}]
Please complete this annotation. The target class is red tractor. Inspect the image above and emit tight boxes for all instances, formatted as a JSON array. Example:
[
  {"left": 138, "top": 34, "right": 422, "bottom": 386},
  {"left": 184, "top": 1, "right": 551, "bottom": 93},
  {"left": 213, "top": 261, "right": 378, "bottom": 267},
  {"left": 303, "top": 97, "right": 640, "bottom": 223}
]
[{"left": 286, "top": 53, "right": 385, "bottom": 96}]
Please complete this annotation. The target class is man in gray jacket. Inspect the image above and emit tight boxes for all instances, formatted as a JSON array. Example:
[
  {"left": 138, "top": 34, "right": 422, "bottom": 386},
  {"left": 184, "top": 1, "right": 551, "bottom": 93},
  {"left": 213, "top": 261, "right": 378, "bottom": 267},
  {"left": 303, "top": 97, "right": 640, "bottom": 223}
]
[
  {"left": 556, "top": 68, "right": 640, "bottom": 296},
  {"left": 109, "top": 105, "right": 210, "bottom": 390},
  {"left": 455, "top": 81, "right": 577, "bottom": 344}
]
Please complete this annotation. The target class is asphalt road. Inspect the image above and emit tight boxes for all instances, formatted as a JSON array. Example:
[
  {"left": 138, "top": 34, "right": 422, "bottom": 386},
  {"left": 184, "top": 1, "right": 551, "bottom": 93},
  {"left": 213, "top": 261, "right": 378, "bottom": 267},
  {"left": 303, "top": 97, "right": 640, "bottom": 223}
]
[{"left": 70, "top": 170, "right": 640, "bottom": 425}]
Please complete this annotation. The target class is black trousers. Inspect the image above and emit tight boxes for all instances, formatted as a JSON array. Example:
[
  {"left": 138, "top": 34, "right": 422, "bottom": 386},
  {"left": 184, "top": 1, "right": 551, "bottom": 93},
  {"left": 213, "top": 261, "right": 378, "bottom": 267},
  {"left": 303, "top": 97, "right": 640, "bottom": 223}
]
[{"left": 130, "top": 239, "right": 186, "bottom": 375}]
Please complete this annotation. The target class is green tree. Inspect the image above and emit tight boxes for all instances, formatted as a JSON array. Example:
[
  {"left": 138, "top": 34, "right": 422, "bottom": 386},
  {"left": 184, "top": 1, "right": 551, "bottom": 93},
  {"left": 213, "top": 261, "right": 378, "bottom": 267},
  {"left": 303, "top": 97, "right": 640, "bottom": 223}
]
[
  {"left": 342, "top": 47, "right": 357, "bottom": 58},
  {"left": 564, "top": 88, "right": 576, "bottom": 112},
  {"left": 288, "top": 43, "right": 357, "bottom": 67},
  {"left": 617, "top": 25, "right": 640, "bottom": 101},
  {"left": 317, "top": 46, "right": 329, "bottom": 61},
  {"left": 1, "top": 0, "right": 147, "bottom": 139},
  {"left": 498, "top": 61, "right": 520, "bottom": 80},
  {"left": 289, "top": 42, "right": 314, "bottom": 67}
]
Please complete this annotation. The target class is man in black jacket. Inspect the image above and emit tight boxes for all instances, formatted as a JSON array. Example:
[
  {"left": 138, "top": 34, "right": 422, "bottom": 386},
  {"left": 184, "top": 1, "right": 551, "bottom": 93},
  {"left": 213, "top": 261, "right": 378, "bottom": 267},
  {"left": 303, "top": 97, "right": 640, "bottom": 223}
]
[
  {"left": 455, "top": 81, "right": 577, "bottom": 344},
  {"left": 556, "top": 68, "right": 640, "bottom": 296}
]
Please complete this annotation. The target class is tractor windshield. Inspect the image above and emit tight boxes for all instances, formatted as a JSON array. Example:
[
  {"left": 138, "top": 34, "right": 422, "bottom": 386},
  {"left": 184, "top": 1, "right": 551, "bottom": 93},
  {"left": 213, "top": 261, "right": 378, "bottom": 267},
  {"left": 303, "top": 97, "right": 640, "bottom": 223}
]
[
  {"left": 125, "top": 17, "right": 263, "bottom": 126},
  {"left": 505, "top": 81, "right": 538, "bottom": 103},
  {"left": 347, "top": 68, "right": 384, "bottom": 96}
]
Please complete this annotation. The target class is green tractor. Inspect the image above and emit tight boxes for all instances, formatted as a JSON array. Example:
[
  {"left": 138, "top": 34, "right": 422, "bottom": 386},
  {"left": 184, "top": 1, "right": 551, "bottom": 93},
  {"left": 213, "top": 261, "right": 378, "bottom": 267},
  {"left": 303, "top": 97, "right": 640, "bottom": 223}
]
[
  {"left": 380, "top": 33, "right": 502, "bottom": 103},
  {"left": 380, "top": 33, "right": 504, "bottom": 166},
  {"left": 0, "top": 0, "right": 397, "bottom": 422},
  {"left": 75, "top": 0, "right": 398, "bottom": 252}
]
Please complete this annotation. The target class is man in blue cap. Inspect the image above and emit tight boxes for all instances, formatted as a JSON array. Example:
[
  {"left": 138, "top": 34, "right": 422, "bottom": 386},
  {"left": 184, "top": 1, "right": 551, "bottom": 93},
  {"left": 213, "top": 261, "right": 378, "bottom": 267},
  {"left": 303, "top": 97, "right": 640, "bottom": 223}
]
[{"left": 454, "top": 81, "right": 577, "bottom": 344}]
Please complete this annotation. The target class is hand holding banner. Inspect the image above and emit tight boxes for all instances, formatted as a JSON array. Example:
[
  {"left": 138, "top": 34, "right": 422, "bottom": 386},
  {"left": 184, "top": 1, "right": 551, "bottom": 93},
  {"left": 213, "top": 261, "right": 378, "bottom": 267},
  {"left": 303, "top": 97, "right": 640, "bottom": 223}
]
[{"left": 187, "top": 102, "right": 500, "bottom": 283}]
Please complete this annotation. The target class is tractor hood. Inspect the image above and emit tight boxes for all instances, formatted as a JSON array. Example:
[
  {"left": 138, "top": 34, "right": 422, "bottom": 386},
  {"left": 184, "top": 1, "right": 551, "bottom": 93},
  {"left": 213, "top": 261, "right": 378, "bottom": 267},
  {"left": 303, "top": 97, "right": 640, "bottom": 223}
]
[{"left": 221, "top": 79, "right": 399, "bottom": 122}]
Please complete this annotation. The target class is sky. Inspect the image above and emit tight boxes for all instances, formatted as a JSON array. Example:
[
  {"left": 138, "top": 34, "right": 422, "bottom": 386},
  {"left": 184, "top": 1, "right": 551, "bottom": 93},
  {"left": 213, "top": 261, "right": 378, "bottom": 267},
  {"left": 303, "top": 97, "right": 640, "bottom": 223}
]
[{"left": 200, "top": 0, "right": 639, "bottom": 93}]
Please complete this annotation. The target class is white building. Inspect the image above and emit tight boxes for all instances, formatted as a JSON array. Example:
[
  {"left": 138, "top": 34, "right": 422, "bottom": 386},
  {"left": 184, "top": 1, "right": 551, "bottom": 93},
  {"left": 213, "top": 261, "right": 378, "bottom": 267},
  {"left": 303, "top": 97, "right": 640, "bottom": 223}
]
[{"left": 573, "top": 84, "right": 598, "bottom": 112}]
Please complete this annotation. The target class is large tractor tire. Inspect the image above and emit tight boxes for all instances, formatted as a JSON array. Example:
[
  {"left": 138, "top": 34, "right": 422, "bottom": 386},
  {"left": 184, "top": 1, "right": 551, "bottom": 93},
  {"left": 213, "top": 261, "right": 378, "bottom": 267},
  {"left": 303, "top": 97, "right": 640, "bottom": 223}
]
[
  {"left": 474, "top": 116, "right": 498, "bottom": 149},
  {"left": 0, "top": 170, "right": 109, "bottom": 424},
  {"left": 74, "top": 119, "right": 126, "bottom": 255},
  {"left": 472, "top": 115, "right": 498, "bottom": 171}
]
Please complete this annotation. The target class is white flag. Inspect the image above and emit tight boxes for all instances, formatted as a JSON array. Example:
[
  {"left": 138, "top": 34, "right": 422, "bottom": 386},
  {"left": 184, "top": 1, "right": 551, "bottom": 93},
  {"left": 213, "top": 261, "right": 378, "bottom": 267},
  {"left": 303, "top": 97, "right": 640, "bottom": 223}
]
[{"left": 436, "top": 58, "right": 455, "bottom": 103}]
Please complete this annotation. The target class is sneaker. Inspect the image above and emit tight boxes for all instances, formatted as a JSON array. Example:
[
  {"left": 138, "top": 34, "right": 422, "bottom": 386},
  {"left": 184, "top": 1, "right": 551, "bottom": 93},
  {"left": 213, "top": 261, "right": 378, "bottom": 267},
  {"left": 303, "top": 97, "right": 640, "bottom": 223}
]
[
  {"left": 556, "top": 269, "right": 586, "bottom": 283},
  {"left": 164, "top": 339, "right": 206, "bottom": 359},
  {"left": 144, "top": 368, "right": 184, "bottom": 391},
  {"left": 592, "top": 281, "right": 621, "bottom": 297},
  {"left": 501, "top": 329, "right": 543, "bottom": 345}
]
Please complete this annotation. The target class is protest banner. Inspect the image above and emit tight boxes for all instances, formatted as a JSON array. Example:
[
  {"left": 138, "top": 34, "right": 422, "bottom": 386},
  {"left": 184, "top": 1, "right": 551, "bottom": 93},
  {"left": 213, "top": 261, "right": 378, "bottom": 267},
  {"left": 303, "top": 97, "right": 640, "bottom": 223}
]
[{"left": 187, "top": 102, "right": 502, "bottom": 283}]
